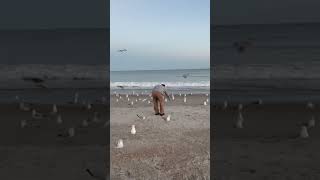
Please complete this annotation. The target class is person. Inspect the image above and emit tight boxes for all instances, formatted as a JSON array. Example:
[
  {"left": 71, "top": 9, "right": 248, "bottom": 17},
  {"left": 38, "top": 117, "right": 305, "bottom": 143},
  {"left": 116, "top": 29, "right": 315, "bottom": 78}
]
[{"left": 152, "top": 84, "right": 171, "bottom": 116}]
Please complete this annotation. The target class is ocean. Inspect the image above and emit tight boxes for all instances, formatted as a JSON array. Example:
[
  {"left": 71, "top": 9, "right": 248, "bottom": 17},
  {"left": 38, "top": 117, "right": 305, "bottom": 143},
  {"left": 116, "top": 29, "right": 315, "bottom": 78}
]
[
  {"left": 110, "top": 69, "right": 210, "bottom": 94},
  {"left": 212, "top": 23, "right": 320, "bottom": 104}
]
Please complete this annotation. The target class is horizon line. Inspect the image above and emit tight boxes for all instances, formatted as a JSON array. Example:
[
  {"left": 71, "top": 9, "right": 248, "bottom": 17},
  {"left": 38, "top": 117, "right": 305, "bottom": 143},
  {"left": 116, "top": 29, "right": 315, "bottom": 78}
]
[
  {"left": 111, "top": 68, "right": 209, "bottom": 72},
  {"left": 212, "top": 21, "right": 320, "bottom": 27}
]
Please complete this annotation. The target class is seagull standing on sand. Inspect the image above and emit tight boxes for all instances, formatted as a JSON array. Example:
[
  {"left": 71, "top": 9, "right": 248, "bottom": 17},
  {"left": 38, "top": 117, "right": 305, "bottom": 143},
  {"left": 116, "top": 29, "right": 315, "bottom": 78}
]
[
  {"left": 86, "top": 103, "right": 92, "bottom": 110},
  {"left": 236, "top": 111, "right": 244, "bottom": 128},
  {"left": 223, "top": 101, "right": 228, "bottom": 109},
  {"left": 57, "top": 115, "right": 63, "bottom": 124},
  {"left": 300, "top": 126, "right": 309, "bottom": 138},
  {"left": 131, "top": 125, "right": 136, "bottom": 135},
  {"left": 32, "top": 109, "right": 44, "bottom": 119},
  {"left": 68, "top": 127, "right": 75, "bottom": 137},
  {"left": 52, "top": 104, "right": 58, "bottom": 114},
  {"left": 82, "top": 119, "right": 89, "bottom": 127},
  {"left": 74, "top": 92, "right": 79, "bottom": 104},
  {"left": 19, "top": 102, "right": 30, "bottom": 111},
  {"left": 166, "top": 115, "right": 171, "bottom": 121},
  {"left": 116, "top": 139, "right": 124, "bottom": 148},
  {"left": 21, "top": 120, "right": 27, "bottom": 128},
  {"left": 183, "top": 97, "right": 187, "bottom": 103},
  {"left": 93, "top": 112, "right": 100, "bottom": 122},
  {"left": 308, "top": 115, "right": 316, "bottom": 128},
  {"left": 307, "top": 102, "right": 314, "bottom": 109},
  {"left": 238, "top": 104, "right": 243, "bottom": 111}
]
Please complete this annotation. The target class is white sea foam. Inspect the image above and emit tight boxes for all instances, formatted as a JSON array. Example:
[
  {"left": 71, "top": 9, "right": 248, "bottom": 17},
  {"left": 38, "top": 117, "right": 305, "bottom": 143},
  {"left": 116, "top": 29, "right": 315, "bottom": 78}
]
[
  {"left": 213, "top": 63, "right": 320, "bottom": 79},
  {"left": 0, "top": 64, "right": 107, "bottom": 80},
  {"left": 110, "top": 81, "right": 209, "bottom": 89}
]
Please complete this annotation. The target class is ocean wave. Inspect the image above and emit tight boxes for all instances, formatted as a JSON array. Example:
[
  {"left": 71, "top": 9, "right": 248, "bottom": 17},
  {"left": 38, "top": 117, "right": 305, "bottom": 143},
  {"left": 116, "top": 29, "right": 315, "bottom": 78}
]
[{"left": 110, "top": 81, "right": 210, "bottom": 89}]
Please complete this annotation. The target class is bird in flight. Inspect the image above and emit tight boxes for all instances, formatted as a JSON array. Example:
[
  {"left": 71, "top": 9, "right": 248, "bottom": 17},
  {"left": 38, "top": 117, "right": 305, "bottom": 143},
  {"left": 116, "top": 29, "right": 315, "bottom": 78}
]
[
  {"left": 182, "top": 73, "right": 190, "bottom": 78},
  {"left": 117, "top": 49, "right": 127, "bottom": 53}
]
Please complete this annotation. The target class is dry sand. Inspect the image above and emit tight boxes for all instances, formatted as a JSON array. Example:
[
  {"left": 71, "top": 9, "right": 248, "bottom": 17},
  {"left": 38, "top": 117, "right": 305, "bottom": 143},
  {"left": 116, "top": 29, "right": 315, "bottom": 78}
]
[
  {"left": 213, "top": 103, "right": 320, "bottom": 180},
  {"left": 110, "top": 94, "right": 210, "bottom": 179},
  {"left": 0, "top": 103, "right": 109, "bottom": 179}
]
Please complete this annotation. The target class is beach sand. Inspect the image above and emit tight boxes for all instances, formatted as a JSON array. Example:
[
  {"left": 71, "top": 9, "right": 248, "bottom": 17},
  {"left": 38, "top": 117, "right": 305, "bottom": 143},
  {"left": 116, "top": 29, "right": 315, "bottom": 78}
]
[
  {"left": 110, "top": 94, "right": 210, "bottom": 179},
  {"left": 213, "top": 103, "right": 320, "bottom": 180},
  {"left": 0, "top": 103, "right": 109, "bottom": 179}
]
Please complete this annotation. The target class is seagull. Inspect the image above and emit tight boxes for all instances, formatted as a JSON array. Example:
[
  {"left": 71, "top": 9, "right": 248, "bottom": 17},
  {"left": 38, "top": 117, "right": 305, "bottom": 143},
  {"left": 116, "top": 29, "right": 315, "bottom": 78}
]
[
  {"left": 32, "top": 109, "right": 45, "bottom": 119},
  {"left": 204, "top": 101, "right": 207, "bottom": 106},
  {"left": 308, "top": 116, "right": 316, "bottom": 128},
  {"left": 182, "top": 73, "right": 190, "bottom": 78},
  {"left": 82, "top": 119, "right": 89, "bottom": 127},
  {"left": 300, "top": 126, "right": 309, "bottom": 138},
  {"left": 56, "top": 115, "right": 63, "bottom": 124},
  {"left": 74, "top": 92, "right": 79, "bottom": 104},
  {"left": 238, "top": 104, "right": 243, "bottom": 111},
  {"left": 236, "top": 112, "right": 244, "bottom": 128},
  {"left": 22, "top": 77, "right": 47, "bottom": 88},
  {"left": 52, "top": 104, "right": 58, "bottom": 114},
  {"left": 20, "top": 120, "right": 27, "bottom": 128},
  {"left": 131, "top": 125, "right": 136, "bottom": 135},
  {"left": 166, "top": 115, "right": 171, "bottom": 121},
  {"left": 19, "top": 102, "right": 30, "bottom": 111},
  {"left": 117, "top": 49, "right": 127, "bottom": 53},
  {"left": 92, "top": 112, "right": 100, "bottom": 122},
  {"left": 68, "top": 127, "right": 75, "bottom": 137},
  {"left": 116, "top": 139, "right": 124, "bottom": 148},
  {"left": 223, "top": 101, "right": 228, "bottom": 109},
  {"left": 307, "top": 102, "right": 314, "bottom": 109},
  {"left": 86, "top": 103, "right": 92, "bottom": 110}
]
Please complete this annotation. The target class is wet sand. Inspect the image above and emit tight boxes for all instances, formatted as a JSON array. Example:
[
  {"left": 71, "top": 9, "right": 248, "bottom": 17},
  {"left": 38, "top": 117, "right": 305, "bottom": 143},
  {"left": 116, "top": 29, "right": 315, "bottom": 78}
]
[
  {"left": 0, "top": 103, "right": 109, "bottom": 179},
  {"left": 213, "top": 102, "right": 320, "bottom": 180},
  {"left": 110, "top": 94, "right": 210, "bottom": 179}
]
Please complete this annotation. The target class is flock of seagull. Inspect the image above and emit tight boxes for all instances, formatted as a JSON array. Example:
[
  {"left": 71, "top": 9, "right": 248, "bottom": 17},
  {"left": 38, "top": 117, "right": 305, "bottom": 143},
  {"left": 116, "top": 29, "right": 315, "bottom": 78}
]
[
  {"left": 16, "top": 93, "right": 108, "bottom": 138},
  {"left": 113, "top": 91, "right": 210, "bottom": 149},
  {"left": 14, "top": 90, "right": 211, "bottom": 145},
  {"left": 222, "top": 99, "right": 316, "bottom": 138}
]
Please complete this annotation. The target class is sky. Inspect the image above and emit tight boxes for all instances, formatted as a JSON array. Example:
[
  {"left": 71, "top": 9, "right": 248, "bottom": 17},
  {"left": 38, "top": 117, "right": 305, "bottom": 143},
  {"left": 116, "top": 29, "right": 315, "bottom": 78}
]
[
  {"left": 213, "top": 0, "right": 320, "bottom": 25},
  {"left": 110, "top": 0, "right": 210, "bottom": 71},
  {"left": 0, "top": 0, "right": 107, "bottom": 29}
]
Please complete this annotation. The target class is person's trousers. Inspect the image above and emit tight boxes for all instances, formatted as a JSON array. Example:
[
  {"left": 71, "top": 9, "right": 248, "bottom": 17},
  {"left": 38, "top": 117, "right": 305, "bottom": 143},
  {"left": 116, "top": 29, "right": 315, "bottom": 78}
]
[{"left": 152, "top": 91, "right": 164, "bottom": 114}]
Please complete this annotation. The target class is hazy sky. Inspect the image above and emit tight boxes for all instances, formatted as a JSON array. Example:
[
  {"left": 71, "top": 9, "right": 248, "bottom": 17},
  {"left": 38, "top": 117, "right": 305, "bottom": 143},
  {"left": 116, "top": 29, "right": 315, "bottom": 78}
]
[
  {"left": 110, "top": 0, "right": 210, "bottom": 71},
  {"left": 0, "top": 0, "right": 108, "bottom": 29},
  {"left": 213, "top": 0, "right": 320, "bottom": 25}
]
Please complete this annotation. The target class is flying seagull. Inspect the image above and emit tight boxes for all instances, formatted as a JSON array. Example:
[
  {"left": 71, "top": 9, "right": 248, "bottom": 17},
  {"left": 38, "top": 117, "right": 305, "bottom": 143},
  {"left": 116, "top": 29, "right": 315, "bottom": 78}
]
[
  {"left": 182, "top": 73, "right": 190, "bottom": 78},
  {"left": 22, "top": 77, "right": 48, "bottom": 88},
  {"left": 117, "top": 49, "right": 127, "bottom": 53}
]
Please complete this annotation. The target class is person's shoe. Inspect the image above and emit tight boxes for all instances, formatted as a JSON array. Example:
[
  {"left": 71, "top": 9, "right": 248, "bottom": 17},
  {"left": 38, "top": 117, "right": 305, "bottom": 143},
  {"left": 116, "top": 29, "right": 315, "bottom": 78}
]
[
  {"left": 160, "top": 113, "right": 165, "bottom": 116},
  {"left": 155, "top": 113, "right": 160, "bottom": 115}
]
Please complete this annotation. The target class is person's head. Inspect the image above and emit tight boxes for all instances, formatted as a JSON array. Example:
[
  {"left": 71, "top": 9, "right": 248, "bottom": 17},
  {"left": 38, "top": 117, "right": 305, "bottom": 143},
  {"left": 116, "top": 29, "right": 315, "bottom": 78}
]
[{"left": 161, "top": 84, "right": 165, "bottom": 87}]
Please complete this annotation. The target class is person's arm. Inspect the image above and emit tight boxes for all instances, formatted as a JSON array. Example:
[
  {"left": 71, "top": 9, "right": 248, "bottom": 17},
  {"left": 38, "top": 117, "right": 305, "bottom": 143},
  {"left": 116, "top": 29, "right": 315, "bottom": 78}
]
[{"left": 164, "top": 91, "right": 171, "bottom": 101}]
